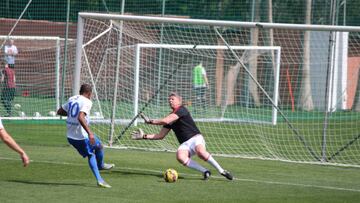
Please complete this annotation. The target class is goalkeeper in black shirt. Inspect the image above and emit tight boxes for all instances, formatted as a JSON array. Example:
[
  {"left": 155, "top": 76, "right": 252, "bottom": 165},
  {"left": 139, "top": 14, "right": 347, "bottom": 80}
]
[{"left": 132, "top": 92, "right": 233, "bottom": 180}]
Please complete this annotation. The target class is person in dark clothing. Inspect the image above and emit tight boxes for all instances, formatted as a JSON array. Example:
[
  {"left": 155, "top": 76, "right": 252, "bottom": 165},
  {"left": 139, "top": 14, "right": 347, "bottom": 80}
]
[
  {"left": 1, "top": 64, "right": 16, "bottom": 117},
  {"left": 132, "top": 92, "right": 233, "bottom": 181}
]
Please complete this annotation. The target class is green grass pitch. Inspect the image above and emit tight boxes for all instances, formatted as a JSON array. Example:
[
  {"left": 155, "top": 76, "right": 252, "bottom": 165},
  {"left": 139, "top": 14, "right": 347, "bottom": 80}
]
[{"left": 0, "top": 123, "right": 360, "bottom": 202}]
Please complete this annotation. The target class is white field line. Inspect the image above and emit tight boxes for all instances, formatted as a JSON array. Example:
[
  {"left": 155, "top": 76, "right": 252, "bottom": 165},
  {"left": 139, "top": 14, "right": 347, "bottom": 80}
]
[{"left": 1, "top": 156, "right": 360, "bottom": 193}]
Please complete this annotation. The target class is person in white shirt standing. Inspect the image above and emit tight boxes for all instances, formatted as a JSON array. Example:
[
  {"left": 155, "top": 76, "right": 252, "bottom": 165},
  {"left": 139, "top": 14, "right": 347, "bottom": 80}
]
[
  {"left": 4, "top": 39, "right": 18, "bottom": 69},
  {"left": 57, "top": 83, "right": 114, "bottom": 188}
]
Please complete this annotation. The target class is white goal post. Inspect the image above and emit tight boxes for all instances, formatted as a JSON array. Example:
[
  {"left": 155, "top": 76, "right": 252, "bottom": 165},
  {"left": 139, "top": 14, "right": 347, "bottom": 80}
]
[
  {"left": 0, "top": 35, "right": 63, "bottom": 119},
  {"left": 75, "top": 12, "right": 360, "bottom": 167},
  {"left": 132, "top": 44, "right": 281, "bottom": 126}
]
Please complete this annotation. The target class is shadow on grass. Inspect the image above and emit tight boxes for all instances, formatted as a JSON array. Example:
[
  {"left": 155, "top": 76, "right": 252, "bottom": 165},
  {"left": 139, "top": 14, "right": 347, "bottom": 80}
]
[
  {"left": 6, "top": 180, "right": 91, "bottom": 187},
  {"left": 107, "top": 169, "right": 218, "bottom": 181},
  {"left": 107, "top": 169, "right": 164, "bottom": 179}
]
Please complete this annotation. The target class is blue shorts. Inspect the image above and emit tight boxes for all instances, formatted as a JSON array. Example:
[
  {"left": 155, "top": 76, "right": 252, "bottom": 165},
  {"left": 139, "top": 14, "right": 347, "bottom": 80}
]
[{"left": 68, "top": 135, "right": 102, "bottom": 158}]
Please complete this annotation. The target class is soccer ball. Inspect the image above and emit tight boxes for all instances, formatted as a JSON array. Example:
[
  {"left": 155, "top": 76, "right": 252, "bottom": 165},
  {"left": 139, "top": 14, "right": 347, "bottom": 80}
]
[
  {"left": 48, "top": 111, "right": 56, "bottom": 117},
  {"left": 163, "top": 168, "right": 178, "bottom": 183},
  {"left": 14, "top": 103, "right": 21, "bottom": 110},
  {"left": 19, "top": 111, "right": 26, "bottom": 117}
]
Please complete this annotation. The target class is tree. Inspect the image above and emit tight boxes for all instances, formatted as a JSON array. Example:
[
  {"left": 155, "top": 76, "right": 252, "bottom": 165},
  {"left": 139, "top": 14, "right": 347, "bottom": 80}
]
[
  {"left": 215, "top": 38, "right": 225, "bottom": 106},
  {"left": 268, "top": 0, "right": 277, "bottom": 88},
  {"left": 298, "top": 0, "right": 314, "bottom": 111},
  {"left": 248, "top": 0, "right": 261, "bottom": 107}
]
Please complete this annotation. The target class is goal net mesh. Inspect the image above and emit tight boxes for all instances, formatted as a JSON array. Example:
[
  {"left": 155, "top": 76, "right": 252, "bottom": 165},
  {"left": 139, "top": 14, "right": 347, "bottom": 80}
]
[
  {"left": 79, "top": 16, "right": 360, "bottom": 166},
  {"left": 0, "top": 36, "right": 66, "bottom": 119}
]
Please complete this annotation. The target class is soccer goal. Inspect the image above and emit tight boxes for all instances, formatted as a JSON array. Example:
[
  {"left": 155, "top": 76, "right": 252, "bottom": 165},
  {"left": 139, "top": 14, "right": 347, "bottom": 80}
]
[
  {"left": 75, "top": 13, "right": 360, "bottom": 167},
  {"left": 0, "top": 35, "right": 64, "bottom": 119},
  {"left": 131, "top": 43, "right": 281, "bottom": 126}
]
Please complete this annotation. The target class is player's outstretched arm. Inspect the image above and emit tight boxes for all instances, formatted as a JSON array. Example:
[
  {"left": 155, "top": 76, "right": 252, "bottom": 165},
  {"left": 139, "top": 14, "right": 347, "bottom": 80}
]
[
  {"left": 0, "top": 128, "right": 30, "bottom": 167},
  {"left": 132, "top": 128, "right": 170, "bottom": 140},
  {"left": 145, "top": 113, "right": 179, "bottom": 126}
]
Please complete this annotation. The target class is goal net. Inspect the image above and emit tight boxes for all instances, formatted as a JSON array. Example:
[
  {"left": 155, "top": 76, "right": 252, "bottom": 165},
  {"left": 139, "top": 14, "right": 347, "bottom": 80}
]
[
  {"left": 76, "top": 13, "right": 360, "bottom": 167},
  {"left": 0, "top": 35, "right": 65, "bottom": 120},
  {"left": 130, "top": 43, "right": 280, "bottom": 126}
]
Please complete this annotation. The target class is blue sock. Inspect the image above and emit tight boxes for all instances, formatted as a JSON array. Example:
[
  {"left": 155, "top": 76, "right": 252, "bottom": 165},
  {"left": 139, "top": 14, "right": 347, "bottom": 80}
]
[
  {"left": 88, "top": 154, "right": 103, "bottom": 183},
  {"left": 95, "top": 148, "right": 104, "bottom": 169}
]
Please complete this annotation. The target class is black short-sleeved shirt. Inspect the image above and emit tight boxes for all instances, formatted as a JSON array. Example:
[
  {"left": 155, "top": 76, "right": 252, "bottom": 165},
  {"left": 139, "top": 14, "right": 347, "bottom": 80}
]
[{"left": 164, "top": 106, "right": 201, "bottom": 144}]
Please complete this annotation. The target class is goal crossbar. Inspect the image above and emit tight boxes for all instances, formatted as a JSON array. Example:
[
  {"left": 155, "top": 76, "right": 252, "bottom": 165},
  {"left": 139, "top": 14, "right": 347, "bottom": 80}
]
[
  {"left": 137, "top": 44, "right": 281, "bottom": 50},
  {"left": 78, "top": 13, "right": 360, "bottom": 32}
]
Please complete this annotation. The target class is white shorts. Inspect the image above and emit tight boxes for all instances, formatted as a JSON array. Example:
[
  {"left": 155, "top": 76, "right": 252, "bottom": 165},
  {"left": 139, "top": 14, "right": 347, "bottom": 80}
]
[{"left": 178, "top": 134, "right": 206, "bottom": 157}]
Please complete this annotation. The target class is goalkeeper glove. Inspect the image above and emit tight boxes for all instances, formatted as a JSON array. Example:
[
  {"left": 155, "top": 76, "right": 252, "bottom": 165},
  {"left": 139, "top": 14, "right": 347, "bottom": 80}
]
[{"left": 131, "top": 128, "right": 145, "bottom": 140}]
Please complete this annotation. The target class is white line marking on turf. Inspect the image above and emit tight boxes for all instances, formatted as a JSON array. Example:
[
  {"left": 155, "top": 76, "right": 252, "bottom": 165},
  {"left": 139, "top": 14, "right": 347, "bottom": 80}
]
[
  {"left": 1, "top": 156, "right": 360, "bottom": 193},
  {"left": 236, "top": 177, "right": 360, "bottom": 193}
]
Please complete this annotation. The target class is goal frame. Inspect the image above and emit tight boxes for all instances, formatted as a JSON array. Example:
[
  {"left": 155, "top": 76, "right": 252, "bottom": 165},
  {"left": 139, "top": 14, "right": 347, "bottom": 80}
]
[
  {"left": 0, "top": 35, "right": 62, "bottom": 119},
  {"left": 74, "top": 12, "right": 360, "bottom": 96},
  {"left": 132, "top": 43, "right": 281, "bottom": 126},
  {"left": 74, "top": 12, "right": 360, "bottom": 166}
]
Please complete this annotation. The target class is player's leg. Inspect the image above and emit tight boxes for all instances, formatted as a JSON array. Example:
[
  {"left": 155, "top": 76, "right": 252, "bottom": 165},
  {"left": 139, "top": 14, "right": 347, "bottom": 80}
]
[
  {"left": 8, "top": 88, "right": 15, "bottom": 116},
  {"left": 0, "top": 91, "right": 4, "bottom": 108},
  {"left": 93, "top": 135, "right": 114, "bottom": 170},
  {"left": 177, "top": 139, "right": 210, "bottom": 180},
  {"left": 91, "top": 135, "right": 104, "bottom": 169},
  {"left": 94, "top": 146, "right": 104, "bottom": 169},
  {"left": 67, "top": 138, "right": 111, "bottom": 187},
  {"left": 6, "top": 91, "right": 12, "bottom": 116},
  {"left": 199, "top": 87, "right": 206, "bottom": 110},
  {"left": 195, "top": 144, "right": 224, "bottom": 173},
  {"left": 84, "top": 139, "right": 113, "bottom": 187},
  {"left": 195, "top": 136, "right": 233, "bottom": 180},
  {"left": 2, "top": 89, "right": 11, "bottom": 116},
  {"left": 87, "top": 152, "right": 111, "bottom": 188},
  {"left": 88, "top": 153, "right": 103, "bottom": 182},
  {"left": 193, "top": 87, "right": 201, "bottom": 114},
  {"left": 177, "top": 149, "right": 209, "bottom": 175},
  {"left": 1, "top": 92, "right": 6, "bottom": 115}
]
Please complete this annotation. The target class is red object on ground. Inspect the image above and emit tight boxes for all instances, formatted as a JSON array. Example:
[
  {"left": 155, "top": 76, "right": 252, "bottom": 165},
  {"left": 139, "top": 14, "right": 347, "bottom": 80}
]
[
  {"left": 286, "top": 66, "right": 295, "bottom": 112},
  {"left": 22, "top": 90, "right": 30, "bottom": 97}
]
